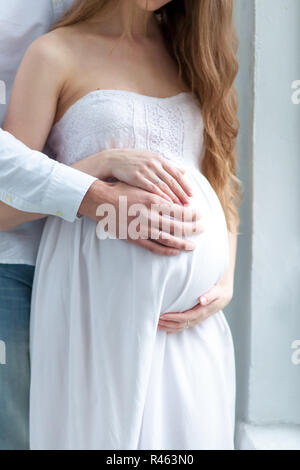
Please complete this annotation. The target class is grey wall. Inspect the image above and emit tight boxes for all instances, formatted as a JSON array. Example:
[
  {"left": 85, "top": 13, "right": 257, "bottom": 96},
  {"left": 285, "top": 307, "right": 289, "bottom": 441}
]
[
  {"left": 225, "top": 0, "right": 255, "bottom": 423},
  {"left": 249, "top": 0, "right": 300, "bottom": 424},
  {"left": 227, "top": 0, "right": 300, "bottom": 427}
]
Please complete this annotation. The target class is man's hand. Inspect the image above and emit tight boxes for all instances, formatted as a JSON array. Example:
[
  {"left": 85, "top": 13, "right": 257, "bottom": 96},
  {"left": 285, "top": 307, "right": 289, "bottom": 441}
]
[
  {"left": 78, "top": 180, "right": 203, "bottom": 256},
  {"left": 158, "top": 280, "right": 234, "bottom": 333}
]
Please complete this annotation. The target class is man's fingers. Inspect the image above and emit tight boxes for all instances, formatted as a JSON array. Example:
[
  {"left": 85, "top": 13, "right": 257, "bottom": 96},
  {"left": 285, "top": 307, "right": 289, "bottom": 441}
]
[
  {"left": 153, "top": 230, "right": 196, "bottom": 251},
  {"left": 157, "top": 217, "right": 203, "bottom": 237},
  {"left": 129, "top": 238, "right": 180, "bottom": 256},
  {"left": 158, "top": 203, "right": 202, "bottom": 223},
  {"left": 132, "top": 231, "right": 197, "bottom": 254}
]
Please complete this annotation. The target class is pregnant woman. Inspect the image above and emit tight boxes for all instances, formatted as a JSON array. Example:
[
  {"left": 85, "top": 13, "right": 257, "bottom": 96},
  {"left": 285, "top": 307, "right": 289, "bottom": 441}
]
[{"left": 4, "top": 0, "right": 241, "bottom": 450}]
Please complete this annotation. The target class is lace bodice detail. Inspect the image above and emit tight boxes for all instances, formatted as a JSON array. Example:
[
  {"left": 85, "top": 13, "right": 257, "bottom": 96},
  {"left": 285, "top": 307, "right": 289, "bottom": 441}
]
[{"left": 46, "top": 89, "right": 204, "bottom": 169}]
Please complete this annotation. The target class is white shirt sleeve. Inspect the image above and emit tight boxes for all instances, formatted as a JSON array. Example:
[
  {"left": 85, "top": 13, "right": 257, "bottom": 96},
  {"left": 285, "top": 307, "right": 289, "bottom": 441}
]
[{"left": 0, "top": 129, "right": 97, "bottom": 222}]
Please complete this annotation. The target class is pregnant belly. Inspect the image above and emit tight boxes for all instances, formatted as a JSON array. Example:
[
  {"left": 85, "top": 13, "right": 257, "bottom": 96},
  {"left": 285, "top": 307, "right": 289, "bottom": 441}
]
[
  {"left": 36, "top": 170, "right": 229, "bottom": 318},
  {"left": 152, "top": 170, "right": 230, "bottom": 313}
]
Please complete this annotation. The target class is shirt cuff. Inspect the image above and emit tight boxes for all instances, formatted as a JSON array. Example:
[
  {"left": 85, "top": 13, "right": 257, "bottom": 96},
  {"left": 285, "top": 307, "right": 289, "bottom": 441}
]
[{"left": 46, "top": 162, "right": 97, "bottom": 222}]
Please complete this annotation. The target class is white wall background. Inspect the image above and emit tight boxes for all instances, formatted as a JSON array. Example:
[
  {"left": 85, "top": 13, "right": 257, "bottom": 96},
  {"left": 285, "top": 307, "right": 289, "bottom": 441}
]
[{"left": 225, "top": 0, "right": 300, "bottom": 449}]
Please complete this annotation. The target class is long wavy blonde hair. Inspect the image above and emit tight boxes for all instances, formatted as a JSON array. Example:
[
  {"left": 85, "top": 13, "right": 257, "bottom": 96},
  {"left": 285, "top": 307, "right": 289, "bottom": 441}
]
[{"left": 54, "top": 0, "right": 242, "bottom": 232}]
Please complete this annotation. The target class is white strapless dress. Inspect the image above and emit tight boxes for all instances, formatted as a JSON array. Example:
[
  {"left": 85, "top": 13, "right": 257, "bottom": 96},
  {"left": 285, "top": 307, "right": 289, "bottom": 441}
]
[{"left": 30, "top": 90, "right": 235, "bottom": 450}]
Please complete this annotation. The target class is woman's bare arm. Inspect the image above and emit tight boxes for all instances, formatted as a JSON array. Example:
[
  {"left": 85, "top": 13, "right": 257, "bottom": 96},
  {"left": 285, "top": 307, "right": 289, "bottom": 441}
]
[
  {"left": 1, "top": 33, "right": 70, "bottom": 229},
  {"left": 0, "top": 202, "right": 43, "bottom": 231},
  {"left": 4, "top": 35, "right": 67, "bottom": 151}
]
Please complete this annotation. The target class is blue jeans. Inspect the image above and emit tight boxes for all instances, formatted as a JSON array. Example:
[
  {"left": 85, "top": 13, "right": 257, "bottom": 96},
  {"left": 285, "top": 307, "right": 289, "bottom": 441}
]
[{"left": 0, "top": 264, "right": 34, "bottom": 450}]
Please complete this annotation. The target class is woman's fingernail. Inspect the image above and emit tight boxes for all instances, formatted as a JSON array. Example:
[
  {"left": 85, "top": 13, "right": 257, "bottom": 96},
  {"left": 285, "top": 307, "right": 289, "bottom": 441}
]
[
  {"left": 187, "top": 243, "right": 196, "bottom": 251},
  {"left": 200, "top": 296, "right": 208, "bottom": 305}
]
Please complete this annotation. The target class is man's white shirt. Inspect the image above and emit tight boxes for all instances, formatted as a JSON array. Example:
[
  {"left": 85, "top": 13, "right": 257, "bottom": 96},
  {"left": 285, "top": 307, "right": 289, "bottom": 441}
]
[{"left": 0, "top": 0, "right": 97, "bottom": 265}]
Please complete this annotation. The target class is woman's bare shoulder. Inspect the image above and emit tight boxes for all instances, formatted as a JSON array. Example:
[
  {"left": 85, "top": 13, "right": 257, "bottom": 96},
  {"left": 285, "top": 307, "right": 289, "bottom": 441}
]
[{"left": 23, "top": 27, "right": 77, "bottom": 71}]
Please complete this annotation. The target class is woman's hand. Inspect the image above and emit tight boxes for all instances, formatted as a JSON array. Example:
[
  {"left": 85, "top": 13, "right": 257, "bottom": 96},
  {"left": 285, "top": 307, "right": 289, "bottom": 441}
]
[
  {"left": 75, "top": 148, "right": 193, "bottom": 205},
  {"left": 158, "top": 226, "right": 238, "bottom": 333},
  {"left": 157, "top": 280, "right": 234, "bottom": 334},
  {"left": 107, "top": 149, "right": 193, "bottom": 204}
]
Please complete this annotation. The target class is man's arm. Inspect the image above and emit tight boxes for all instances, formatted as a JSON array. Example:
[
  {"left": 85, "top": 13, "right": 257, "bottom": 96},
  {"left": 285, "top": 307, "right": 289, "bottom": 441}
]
[{"left": 0, "top": 128, "right": 97, "bottom": 228}]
